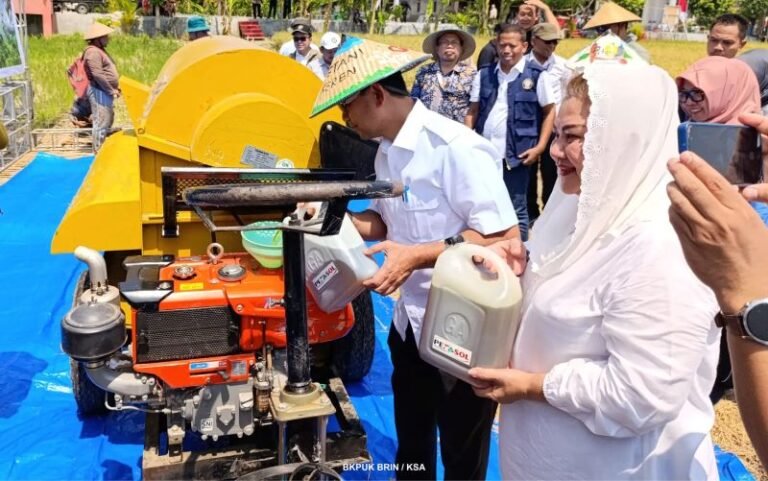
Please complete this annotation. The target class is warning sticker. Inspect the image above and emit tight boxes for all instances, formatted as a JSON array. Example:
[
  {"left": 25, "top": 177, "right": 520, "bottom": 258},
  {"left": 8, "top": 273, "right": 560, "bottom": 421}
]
[
  {"left": 179, "top": 282, "right": 204, "bottom": 291},
  {"left": 432, "top": 335, "right": 472, "bottom": 366},
  {"left": 312, "top": 262, "right": 339, "bottom": 292},
  {"left": 241, "top": 145, "right": 278, "bottom": 168}
]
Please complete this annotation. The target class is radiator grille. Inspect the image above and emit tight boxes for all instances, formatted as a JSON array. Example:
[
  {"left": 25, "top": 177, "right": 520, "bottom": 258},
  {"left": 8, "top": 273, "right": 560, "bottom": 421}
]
[{"left": 136, "top": 307, "right": 239, "bottom": 363}]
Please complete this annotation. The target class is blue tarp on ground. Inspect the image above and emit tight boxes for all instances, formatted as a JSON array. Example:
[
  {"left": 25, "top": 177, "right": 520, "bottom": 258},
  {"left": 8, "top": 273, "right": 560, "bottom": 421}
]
[{"left": 0, "top": 153, "right": 755, "bottom": 481}]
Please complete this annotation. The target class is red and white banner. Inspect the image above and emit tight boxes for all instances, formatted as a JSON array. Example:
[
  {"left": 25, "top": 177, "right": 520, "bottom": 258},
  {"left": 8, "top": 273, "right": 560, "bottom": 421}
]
[{"left": 678, "top": 0, "right": 688, "bottom": 20}]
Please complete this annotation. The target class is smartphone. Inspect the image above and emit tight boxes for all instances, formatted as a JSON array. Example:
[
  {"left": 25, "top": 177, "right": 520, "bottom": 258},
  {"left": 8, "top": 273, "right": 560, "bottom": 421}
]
[{"left": 678, "top": 122, "right": 763, "bottom": 186}]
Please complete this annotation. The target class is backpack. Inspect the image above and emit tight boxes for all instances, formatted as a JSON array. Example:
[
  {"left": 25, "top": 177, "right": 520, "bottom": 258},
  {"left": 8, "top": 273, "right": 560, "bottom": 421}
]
[{"left": 67, "top": 47, "right": 96, "bottom": 99}]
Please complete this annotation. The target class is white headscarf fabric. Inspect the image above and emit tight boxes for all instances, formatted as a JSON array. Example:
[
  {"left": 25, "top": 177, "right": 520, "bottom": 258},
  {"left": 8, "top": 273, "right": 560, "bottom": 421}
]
[{"left": 528, "top": 64, "right": 680, "bottom": 277}]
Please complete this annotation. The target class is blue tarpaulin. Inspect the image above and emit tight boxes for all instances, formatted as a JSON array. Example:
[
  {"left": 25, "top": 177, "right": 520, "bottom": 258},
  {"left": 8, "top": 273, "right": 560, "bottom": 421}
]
[{"left": 0, "top": 153, "right": 756, "bottom": 480}]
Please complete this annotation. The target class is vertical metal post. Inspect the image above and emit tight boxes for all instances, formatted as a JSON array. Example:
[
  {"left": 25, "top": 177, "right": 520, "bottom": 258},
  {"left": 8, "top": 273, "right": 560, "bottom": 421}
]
[
  {"left": 277, "top": 421, "right": 287, "bottom": 465},
  {"left": 282, "top": 229, "right": 311, "bottom": 393}
]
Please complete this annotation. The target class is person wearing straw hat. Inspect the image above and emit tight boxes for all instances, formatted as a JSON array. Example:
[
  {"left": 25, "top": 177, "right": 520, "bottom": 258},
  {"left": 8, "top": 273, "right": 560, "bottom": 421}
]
[
  {"left": 465, "top": 23, "right": 556, "bottom": 241},
  {"left": 186, "top": 15, "right": 210, "bottom": 41},
  {"left": 410, "top": 29, "right": 477, "bottom": 122},
  {"left": 311, "top": 36, "right": 520, "bottom": 480},
  {"left": 82, "top": 22, "right": 119, "bottom": 151},
  {"left": 583, "top": 1, "right": 650, "bottom": 62},
  {"left": 308, "top": 31, "right": 342, "bottom": 80}
]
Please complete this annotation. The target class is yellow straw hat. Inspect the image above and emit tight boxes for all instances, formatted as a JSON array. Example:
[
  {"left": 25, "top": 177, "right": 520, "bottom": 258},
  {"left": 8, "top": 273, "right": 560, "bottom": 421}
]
[
  {"left": 310, "top": 36, "right": 430, "bottom": 117},
  {"left": 583, "top": 2, "right": 641, "bottom": 30},
  {"left": 84, "top": 23, "right": 114, "bottom": 41}
]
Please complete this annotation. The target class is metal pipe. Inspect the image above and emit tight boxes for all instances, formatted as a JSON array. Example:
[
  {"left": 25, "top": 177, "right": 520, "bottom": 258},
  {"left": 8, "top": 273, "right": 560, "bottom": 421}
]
[
  {"left": 74, "top": 246, "right": 108, "bottom": 293},
  {"left": 85, "top": 364, "right": 153, "bottom": 398},
  {"left": 282, "top": 230, "right": 311, "bottom": 393}
]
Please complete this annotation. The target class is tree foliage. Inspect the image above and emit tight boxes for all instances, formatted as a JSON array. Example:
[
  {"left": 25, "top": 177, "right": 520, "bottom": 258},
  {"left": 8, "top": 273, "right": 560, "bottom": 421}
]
[
  {"left": 738, "top": 0, "right": 768, "bottom": 22},
  {"left": 689, "top": 0, "right": 736, "bottom": 27}
]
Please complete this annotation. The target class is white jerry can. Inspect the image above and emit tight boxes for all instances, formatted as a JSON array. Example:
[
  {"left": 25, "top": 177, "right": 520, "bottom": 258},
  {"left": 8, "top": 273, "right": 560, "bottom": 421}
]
[
  {"left": 304, "top": 214, "right": 379, "bottom": 313},
  {"left": 419, "top": 243, "right": 523, "bottom": 386}
]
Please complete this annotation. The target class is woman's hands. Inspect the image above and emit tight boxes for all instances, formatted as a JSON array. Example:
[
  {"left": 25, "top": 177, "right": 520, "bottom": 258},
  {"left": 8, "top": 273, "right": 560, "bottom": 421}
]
[
  {"left": 476, "top": 238, "right": 528, "bottom": 276},
  {"left": 469, "top": 367, "right": 546, "bottom": 404}
]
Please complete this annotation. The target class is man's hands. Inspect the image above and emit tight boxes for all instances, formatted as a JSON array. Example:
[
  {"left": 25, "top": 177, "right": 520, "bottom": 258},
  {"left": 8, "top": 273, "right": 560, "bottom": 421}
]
[
  {"left": 469, "top": 367, "right": 545, "bottom": 404},
  {"left": 524, "top": 0, "right": 550, "bottom": 12},
  {"left": 667, "top": 151, "right": 768, "bottom": 313},
  {"left": 362, "top": 241, "right": 425, "bottom": 296}
]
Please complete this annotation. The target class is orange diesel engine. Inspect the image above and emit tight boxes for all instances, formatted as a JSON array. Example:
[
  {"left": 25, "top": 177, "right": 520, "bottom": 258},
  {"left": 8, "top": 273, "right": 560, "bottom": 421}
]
[{"left": 123, "top": 251, "right": 354, "bottom": 390}]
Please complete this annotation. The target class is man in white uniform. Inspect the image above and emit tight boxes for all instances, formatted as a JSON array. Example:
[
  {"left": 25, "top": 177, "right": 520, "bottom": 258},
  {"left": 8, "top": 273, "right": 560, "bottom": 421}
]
[
  {"left": 310, "top": 37, "right": 519, "bottom": 480},
  {"left": 280, "top": 18, "right": 319, "bottom": 65}
]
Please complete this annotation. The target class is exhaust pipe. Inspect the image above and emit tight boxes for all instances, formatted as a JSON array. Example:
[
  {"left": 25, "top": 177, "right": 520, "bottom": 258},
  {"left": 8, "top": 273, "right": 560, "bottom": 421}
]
[{"left": 74, "top": 246, "right": 108, "bottom": 294}]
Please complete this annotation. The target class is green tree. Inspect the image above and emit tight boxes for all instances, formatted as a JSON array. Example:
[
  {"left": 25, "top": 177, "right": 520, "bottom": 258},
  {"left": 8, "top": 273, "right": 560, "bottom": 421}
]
[
  {"left": 738, "top": 0, "right": 768, "bottom": 22},
  {"left": 689, "top": 0, "right": 736, "bottom": 27},
  {"left": 612, "top": 0, "right": 643, "bottom": 15}
]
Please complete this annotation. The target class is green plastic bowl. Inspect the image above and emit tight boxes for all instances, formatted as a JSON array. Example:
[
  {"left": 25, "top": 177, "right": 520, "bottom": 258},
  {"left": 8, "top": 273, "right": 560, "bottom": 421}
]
[{"left": 241, "top": 221, "right": 283, "bottom": 269}]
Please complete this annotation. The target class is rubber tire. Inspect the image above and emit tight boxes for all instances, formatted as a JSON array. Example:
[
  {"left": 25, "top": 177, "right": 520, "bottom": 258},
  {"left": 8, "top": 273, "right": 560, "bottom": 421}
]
[
  {"left": 70, "top": 358, "right": 109, "bottom": 416},
  {"left": 330, "top": 292, "right": 375, "bottom": 382},
  {"left": 76, "top": 3, "right": 89, "bottom": 14}
]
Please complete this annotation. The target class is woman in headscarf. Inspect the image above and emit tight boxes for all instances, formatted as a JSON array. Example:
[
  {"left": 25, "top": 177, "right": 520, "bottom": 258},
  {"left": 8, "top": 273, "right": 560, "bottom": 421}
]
[
  {"left": 677, "top": 55, "right": 761, "bottom": 124},
  {"left": 677, "top": 55, "right": 762, "bottom": 404},
  {"left": 468, "top": 63, "right": 720, "bottom": 479}
]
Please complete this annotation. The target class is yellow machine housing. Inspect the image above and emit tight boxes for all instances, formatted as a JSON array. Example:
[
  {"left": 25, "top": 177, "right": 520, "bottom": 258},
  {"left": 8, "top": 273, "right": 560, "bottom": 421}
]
[{"left": 51, "top": 36, "right": 343, "bottom": 259}]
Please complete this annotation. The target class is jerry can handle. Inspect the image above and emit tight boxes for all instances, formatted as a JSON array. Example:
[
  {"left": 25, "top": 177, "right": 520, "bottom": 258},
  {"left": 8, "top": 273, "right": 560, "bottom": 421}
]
[{"left": 454, "top": 243, "right": 511, "bottom": 292}]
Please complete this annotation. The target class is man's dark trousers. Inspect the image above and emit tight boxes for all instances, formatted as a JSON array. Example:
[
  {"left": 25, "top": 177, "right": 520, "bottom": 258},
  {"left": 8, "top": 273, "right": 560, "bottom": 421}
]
[
  {"left": 503, "top": 164, "right": 530, "bottom": 241},
  {"left": 388, "top": 323, "right": 496, "bottom": 480},
  {"left": 527, "top": 138, "right": 557, "bottom": 221}
]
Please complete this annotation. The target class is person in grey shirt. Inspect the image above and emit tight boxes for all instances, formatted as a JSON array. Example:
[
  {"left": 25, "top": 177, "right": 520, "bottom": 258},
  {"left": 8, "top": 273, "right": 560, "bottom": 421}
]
[{"left": 739, "top": 49, "right": 768, "bottom": 115}]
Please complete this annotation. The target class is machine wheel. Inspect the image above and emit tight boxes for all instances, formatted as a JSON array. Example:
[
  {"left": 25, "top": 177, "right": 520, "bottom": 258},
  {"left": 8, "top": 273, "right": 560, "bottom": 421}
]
[
  {"left": 76, "top": 3, "right": 89, "bottom": 13},
  {"left": 70, "top": 358, "right": 109, "bottom": 415},
  {"left": 330, "top": 292, "right": 375, "bottom": 382}
]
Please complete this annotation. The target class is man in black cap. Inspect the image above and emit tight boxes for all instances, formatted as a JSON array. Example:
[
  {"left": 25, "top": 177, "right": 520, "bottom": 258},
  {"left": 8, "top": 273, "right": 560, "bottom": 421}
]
[{"left": 279, "top": 18, "right": 320, "bottom": 65}]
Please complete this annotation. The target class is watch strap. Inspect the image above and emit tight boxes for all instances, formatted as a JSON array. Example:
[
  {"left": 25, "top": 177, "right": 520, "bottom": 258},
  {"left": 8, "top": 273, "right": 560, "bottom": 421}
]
[{"left": 715, "top": 310, "right": 749, "bottom": 338}]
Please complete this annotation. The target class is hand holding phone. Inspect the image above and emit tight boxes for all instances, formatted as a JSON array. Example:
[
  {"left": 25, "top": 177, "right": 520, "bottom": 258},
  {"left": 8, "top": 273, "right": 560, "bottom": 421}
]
[{"left": 678, "top": 122, "right": 763, "bottom": 186}]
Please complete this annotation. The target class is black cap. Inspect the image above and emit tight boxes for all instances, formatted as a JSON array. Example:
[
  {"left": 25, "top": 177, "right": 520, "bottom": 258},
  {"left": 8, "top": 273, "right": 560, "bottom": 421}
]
[{"left": 290, "top": 18, "right": 312, "bottom": 34}]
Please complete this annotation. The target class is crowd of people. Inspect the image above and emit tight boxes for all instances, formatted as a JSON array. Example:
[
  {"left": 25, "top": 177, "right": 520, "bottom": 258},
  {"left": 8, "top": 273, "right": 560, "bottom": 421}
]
[
  {"left": 67, "top": 2, "right": 768, "bottom": 477},
  {"left": 305, "top": 3, "right": 768, "bottom": 480}
]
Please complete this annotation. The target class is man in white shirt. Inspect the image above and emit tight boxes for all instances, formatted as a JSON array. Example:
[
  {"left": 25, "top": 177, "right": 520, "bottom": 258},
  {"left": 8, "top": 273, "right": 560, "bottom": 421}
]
[
  {"left": 308, "top": 31, "right": 342, "bottom": 80},
  {"left": 525, "top": 22, "right": 566, "bottom": 222},
  {"left": 310, "top": 38, "right": 519, "bottom": 480},
  {"left": 280, "top": 18, "right": 320, "bottom": 65},
  {"left": 465, "top": 23, "right": 555, "bottom": 241}
]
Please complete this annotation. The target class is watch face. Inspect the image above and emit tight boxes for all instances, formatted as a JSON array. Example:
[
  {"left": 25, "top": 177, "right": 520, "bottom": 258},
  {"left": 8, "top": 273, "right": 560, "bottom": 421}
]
[{"left": 745, "top": 300, "right": 768, "bottom": 345}]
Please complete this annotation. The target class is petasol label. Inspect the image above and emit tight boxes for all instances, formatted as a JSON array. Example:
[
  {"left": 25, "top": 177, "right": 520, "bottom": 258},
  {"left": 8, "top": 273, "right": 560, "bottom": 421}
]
[
  {"left": 432, "top": 335, "right": 472, "bottom": 366},
  {"left": 312, "top": 261, "right": 339, "bottom": 292}
]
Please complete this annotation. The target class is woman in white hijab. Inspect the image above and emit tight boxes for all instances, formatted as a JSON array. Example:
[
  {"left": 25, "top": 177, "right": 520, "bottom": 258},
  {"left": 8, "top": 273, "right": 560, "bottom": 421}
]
[{"left": 469, "top": 62, "right": 721, "bottom": 479}]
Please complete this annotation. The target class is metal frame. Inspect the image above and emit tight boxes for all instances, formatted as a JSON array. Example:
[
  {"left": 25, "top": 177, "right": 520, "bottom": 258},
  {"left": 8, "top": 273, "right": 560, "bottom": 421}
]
[{"left": 0, "top": 0, "right": 33, "bottom": 173}]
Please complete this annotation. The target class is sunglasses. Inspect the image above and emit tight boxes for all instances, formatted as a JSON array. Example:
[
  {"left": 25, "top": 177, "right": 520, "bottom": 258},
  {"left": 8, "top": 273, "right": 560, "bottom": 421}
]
[
  {"left": 678, "top": 89, "right": 705, "bottom": 103},
  {"left": 293, "top": 36, "right": 308, "bottom": 42},
  {"left": 535, "top": 37, "right": 558, "bottom": 46}
]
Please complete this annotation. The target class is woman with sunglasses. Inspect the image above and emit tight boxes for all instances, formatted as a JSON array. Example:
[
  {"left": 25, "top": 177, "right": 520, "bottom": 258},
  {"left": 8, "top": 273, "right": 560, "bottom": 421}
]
[{"left": 677, "top": 55, "right": 761, "bottom": 125}]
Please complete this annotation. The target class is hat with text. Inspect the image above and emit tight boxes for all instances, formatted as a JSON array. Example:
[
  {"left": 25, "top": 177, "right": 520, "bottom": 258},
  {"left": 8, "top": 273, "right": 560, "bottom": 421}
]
[
  {"left": 290, "top": 17, "right": 313, "bottom": 35},
  {"left": 531, "top": 22, "right": 560, "bottom": 41},
  {"left": 583, "top": 2, "right": 641, "bottom": 30},
  {"left": 310, "top": 36, "right": 430, "bottom": 117},
  {"left": 566, "top": 32, "right": 648, "bottom": 71}
]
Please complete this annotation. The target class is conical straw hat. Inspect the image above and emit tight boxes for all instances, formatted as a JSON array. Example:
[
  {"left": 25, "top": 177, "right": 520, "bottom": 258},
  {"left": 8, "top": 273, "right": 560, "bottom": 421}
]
[
  {"left": 566, "top": 32, "right": 648, "bottom": 71},
  {"left": 84, "top": 23, "right": 114, "bottom": 40},
  {"left": 584, "top": 2, "right": 641, "bottom": 30},
  {"left": 310, "top": 36, "right": 430, "bottom": 117}
]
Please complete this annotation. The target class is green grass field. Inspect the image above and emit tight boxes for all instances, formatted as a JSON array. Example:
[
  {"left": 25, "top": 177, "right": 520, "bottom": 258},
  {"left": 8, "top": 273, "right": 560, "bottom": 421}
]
[{"left": 29, "top": 32, "right": 752, "bottom": 128}]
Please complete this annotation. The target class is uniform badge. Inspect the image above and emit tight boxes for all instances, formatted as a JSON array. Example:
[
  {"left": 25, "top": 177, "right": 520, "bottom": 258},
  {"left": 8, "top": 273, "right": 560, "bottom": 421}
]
[{"left": 522, "top": 78, "right": 534, "bottom": 90}]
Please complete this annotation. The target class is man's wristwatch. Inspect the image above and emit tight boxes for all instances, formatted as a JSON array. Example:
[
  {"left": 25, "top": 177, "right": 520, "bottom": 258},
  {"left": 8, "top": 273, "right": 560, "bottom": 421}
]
[
  {"left": 444, "top": 234, "right": 465, "bottom": 247},
  {"left": 715, "top": 298, "right": 768, "bottom": 346}
]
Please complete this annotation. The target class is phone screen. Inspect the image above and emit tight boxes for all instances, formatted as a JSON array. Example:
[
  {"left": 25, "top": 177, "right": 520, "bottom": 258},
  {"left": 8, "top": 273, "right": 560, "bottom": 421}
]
[{"left": 678, "top": 122, "right": 763, "bottom": 185}]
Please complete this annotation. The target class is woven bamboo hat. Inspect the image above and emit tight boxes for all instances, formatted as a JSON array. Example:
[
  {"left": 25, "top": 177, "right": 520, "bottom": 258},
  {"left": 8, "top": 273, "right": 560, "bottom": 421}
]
[
  {"left": 584, "top": 2, "right": 641, "bottom": 30},
  {"left": 310, "top": 36, "right": 429, "bottom": 117},
  {"left": 84, "top": 23, "right": 114, "bottom": 41},
  {"left": 422, "top": 29, "right": 476, "bottom": 61}
]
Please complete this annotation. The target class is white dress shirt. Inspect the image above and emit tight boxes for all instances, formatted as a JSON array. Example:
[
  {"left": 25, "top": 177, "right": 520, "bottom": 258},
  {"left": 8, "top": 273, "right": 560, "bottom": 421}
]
[
  {"left": 370, "top": 100, "right": 518, "bottom": 343},
  {"left": 525, "top": 51, "right": 568, "bottom": 107},
  {"left": 307, "top": 57, "right": 330, "bottom": 80},
  {"left": 470, "top": 57, "right": 555, "bottom": 163},
  {"left": 500, "top": 218, "right": 719, "bottom": 480}
]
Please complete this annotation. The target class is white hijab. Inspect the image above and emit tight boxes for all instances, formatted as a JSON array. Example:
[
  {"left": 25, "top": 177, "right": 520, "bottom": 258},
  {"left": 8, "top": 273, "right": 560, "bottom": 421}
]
[{"left": 528, "top": 64, "right": 680, "bottom": 278}]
